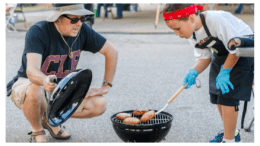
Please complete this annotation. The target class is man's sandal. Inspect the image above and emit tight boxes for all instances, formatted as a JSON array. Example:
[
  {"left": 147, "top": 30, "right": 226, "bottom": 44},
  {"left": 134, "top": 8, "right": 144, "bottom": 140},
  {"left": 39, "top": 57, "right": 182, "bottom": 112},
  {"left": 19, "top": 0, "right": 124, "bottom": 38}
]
[
  {"left": 42, "top": 112, "right": 71, "bottom": 140},
  {"left": 28, "top": 130, "right": 46, "bottom": 143},
  {"left": 42, "top": 122, "right": 71, "bottom": 140}
]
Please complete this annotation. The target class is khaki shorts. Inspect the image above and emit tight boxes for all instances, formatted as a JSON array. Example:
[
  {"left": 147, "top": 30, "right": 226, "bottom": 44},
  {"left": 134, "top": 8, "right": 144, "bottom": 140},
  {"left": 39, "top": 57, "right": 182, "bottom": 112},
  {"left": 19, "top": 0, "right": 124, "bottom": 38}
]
[
  {"left": 10, "top": 77, "right": 32, "bottom": 109},
  {"left": 10, "top": 77, "right": 86, "bottom": 112}
]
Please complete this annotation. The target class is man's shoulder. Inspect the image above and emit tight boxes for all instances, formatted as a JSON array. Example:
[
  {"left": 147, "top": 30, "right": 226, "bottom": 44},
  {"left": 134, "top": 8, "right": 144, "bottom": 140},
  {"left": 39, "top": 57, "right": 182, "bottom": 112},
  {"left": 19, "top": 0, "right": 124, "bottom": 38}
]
[
  {"left": 28, "top": 20, "right": 52, "bottom": 33},
  {"left": 27, "top": 21, "right": 52, "bottom": 37},
  {"left": 80, "top": 23, "right": 101, "bottom": 38},
  {"left": 33, "top": 20, "right": 50, "bottom": 29}
]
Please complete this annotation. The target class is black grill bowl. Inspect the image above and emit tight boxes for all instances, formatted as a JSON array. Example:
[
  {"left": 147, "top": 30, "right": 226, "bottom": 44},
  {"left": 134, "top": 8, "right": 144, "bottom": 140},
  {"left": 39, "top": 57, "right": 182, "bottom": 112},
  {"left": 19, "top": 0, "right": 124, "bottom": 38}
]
[{"left": 111, "top": 110, "right": 173, "bottom": 142}]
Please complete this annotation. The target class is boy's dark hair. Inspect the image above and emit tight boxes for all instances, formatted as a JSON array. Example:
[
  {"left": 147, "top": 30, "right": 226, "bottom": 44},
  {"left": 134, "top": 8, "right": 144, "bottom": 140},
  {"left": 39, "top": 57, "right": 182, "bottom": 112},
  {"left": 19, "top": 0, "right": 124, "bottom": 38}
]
[{"left": 163, "top": 4, "right": 201, "bottom": 21}]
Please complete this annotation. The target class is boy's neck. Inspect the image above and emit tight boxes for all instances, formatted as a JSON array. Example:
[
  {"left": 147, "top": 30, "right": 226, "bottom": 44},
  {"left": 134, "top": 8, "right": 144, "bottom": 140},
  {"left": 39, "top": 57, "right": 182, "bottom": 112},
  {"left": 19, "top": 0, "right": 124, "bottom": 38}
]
[{"left": 194, "top": 13, "right": 205, "bottom": 31}]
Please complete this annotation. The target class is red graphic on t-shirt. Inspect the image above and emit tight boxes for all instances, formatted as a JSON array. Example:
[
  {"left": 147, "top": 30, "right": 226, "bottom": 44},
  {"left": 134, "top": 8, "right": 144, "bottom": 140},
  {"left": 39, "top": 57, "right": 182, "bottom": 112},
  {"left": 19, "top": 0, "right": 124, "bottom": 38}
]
[{"left": 198, "top": 36, "right": 210, "bottom": 45}]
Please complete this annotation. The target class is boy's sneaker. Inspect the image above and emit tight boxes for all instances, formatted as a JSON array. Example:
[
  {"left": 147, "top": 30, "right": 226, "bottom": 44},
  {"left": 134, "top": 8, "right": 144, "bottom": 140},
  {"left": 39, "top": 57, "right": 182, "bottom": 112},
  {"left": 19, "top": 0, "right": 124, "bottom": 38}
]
[
  {"left": 234, "top": 130, "right": 241, "bottom": 142},
  {"left": 209, "top": 130, "right": 241, "bottom": 143},
  {"left": 209, "top": 130, "right": 224, "bottom": 142}
]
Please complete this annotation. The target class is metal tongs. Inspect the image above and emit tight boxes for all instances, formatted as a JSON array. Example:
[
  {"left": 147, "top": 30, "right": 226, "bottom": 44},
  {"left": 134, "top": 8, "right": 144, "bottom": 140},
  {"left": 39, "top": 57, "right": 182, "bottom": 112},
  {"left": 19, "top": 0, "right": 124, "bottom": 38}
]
[{"left": 155, "top": 83, "right": 188, "bottom": 115}]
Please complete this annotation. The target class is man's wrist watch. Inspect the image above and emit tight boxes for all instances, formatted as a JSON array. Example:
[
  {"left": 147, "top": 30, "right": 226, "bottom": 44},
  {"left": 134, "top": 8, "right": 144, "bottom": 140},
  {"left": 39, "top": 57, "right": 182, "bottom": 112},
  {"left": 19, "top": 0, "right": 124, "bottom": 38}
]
[{"left": 103, "top": 81, "right": 112, "bottom": 87}]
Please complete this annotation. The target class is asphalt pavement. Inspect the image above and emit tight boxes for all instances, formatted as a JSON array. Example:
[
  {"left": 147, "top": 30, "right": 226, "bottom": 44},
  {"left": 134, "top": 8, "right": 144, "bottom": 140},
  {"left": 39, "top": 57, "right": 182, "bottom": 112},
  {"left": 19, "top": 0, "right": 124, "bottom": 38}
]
[{"left": 5, "top": 4, "right": 255, "bottom": 143}]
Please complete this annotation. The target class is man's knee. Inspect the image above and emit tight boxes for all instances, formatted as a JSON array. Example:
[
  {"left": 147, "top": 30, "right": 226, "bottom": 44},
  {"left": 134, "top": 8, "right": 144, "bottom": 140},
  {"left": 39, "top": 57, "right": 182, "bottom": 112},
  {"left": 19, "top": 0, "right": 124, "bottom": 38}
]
[
  {"left": 71, "top": 96, "right": 107, "bottom": 118},
  {"left": 92, "top": 96, "right": 107, "bottom": 115},
  {"left": 24, "top": 83, "right": 45, "bottom": 103}
]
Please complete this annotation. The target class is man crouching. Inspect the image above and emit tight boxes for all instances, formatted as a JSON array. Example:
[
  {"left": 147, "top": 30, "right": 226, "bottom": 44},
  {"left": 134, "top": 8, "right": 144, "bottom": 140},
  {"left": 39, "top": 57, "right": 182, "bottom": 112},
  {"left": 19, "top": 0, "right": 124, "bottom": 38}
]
[{"left": 6, "top": 3, "right": 118, "bottom": 142}]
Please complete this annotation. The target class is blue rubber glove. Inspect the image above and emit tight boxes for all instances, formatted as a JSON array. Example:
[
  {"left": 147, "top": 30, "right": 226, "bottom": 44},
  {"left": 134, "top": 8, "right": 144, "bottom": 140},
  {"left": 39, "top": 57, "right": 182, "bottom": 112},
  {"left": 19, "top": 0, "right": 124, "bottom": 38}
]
[
  {"left": 183, "top": 69, "right": 198, "bottom": 89},
  {"left": 216, "top": 65, "right": 234, "bottom": 94}
]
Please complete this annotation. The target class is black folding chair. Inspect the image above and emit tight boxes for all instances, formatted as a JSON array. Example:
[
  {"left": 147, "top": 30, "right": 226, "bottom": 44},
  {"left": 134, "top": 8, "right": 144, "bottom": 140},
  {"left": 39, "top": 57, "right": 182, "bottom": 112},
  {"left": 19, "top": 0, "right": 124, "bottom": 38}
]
[
  {"left": 229, "top": 35, "right": 254, "bottom": 132},
  {"left": 14, "top": 4, "right": 26, "bottom": 25}
]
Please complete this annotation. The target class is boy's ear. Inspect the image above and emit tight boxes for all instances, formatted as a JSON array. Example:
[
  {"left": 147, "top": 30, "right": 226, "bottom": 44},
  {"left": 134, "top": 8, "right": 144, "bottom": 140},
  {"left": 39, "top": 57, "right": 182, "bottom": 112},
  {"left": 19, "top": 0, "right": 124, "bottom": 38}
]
[{"left": 189, "top": 14, "right": 195, "bottom": 23}]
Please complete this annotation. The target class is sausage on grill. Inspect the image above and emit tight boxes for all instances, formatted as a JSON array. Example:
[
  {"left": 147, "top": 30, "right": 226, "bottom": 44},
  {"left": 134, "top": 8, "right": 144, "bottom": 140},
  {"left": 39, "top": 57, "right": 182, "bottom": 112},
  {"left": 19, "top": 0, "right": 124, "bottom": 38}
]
[
  {"left": 133, "top": 109, "right": 149, "bottom": 116},
  {"left": 116, "top": 113, "right": 132, "bottom": 120},
  {"left": 141, "top": 110, "right": 155, "bottom": 122},
  {"left": 123, "top": 117, "right": 140, "bottom": 125}
]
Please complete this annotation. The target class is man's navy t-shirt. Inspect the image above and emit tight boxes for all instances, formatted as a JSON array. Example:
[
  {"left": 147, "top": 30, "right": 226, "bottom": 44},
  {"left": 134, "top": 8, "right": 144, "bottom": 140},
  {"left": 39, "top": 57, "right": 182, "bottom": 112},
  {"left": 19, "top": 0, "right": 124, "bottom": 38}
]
[{"left": 7, "top": 21, "right": 106, "bottom": 95}]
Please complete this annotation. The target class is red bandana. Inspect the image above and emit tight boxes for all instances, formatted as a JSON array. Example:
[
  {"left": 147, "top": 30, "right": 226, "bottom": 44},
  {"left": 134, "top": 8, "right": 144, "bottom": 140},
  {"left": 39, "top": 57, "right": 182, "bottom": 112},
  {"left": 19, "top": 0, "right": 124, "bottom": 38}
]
[{"left": 163, "top": 4, "right": 203, "bottom": 20}]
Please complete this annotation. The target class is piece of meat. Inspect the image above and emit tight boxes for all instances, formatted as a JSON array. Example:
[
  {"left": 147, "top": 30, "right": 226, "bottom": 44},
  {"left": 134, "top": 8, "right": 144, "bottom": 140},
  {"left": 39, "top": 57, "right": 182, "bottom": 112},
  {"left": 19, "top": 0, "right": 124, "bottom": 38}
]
[
  {"left": 140, "top": 110, "right": 155, "bottom": 122},
  {"left": 116, "top": 113, "right": 132, "bottom": 120},
  {"left": 123, "top": 117, "right": 141, "bottom": 125},
  {"left": 133, "top": 109, "right": 149, "bottom": 116}
]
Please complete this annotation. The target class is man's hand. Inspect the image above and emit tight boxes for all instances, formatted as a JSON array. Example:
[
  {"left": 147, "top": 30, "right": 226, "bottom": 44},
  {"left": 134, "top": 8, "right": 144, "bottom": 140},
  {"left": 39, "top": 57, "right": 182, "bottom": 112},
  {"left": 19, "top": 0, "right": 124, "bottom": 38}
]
[
  {"left": 85, "top": 85, "right": 110, "bottom": 98},
  {"left": 43, "top": 75, "right": 57, "bottom": 93}
]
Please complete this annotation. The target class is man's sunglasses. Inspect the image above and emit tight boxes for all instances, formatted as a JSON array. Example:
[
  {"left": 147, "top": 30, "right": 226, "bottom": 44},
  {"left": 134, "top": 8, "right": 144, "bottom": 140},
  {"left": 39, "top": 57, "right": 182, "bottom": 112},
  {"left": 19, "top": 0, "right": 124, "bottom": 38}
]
[{"left": 62, "top": 15, "right": 89, "bottom": 24}]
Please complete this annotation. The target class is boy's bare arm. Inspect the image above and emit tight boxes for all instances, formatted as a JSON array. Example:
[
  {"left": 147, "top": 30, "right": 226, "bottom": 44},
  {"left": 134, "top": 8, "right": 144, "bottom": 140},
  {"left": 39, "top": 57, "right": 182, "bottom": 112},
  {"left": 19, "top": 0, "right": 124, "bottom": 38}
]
[{"left": 192, "top": 58, "right": 212, "bottom": 74}]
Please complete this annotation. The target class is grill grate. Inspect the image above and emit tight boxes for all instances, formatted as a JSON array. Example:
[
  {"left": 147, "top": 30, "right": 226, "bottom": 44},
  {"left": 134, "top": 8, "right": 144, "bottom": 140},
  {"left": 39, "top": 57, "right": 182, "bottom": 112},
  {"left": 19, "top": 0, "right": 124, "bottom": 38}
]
[{"left": 112, "top": 112, "right": 172, "bottom": 125}]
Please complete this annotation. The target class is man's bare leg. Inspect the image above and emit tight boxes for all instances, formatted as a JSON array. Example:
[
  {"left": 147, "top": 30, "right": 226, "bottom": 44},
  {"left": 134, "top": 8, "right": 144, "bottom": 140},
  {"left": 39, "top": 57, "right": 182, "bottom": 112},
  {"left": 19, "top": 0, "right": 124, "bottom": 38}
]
[
  {"left": 22, "top": 84, "right": 47, "bottom": 142},
  {"left": 22, "top": 83, "right": 70, "bottom": 142},
  {"left": 71, "top": 96, "right": 107, "bottom": 119}
]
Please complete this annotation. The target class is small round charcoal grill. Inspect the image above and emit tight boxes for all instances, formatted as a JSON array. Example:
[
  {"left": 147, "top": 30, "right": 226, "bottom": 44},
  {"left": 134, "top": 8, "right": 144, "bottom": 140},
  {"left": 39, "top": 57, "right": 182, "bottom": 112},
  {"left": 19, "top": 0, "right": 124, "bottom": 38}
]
[{"left": 111, "top": 110, "right": 173, "bottom": 142}]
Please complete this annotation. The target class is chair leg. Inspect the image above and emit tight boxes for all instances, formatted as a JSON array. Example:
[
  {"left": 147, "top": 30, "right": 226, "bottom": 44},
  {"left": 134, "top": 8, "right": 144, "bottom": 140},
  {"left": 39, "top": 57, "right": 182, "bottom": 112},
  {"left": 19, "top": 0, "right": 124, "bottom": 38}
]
[
  {"left": 22, "top": 12, "right": 26, "bottom": 27},
  {"left": 244, "top": 118, "right": 254, "bottom": 132},
  {"left": 103, "top": 7, "right": 114, "bottom": 20},
  {"left": 110, "top": 9, "right": 114, "bottom": 19},
  {"left": 6, "top": 23, "right": 17, "bottom": 32},
  {"left": 244, "top": 87, "right": 254, "bottom": 132}
]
